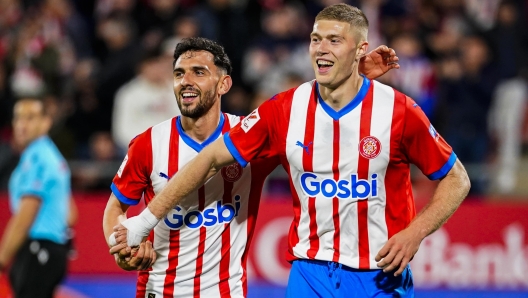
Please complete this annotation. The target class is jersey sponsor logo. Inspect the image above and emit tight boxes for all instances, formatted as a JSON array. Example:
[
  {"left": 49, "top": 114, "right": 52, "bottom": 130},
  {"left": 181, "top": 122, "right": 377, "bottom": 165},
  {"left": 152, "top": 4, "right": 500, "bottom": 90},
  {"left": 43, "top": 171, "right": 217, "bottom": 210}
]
[
  {"left": 295, "top": 141, "right": 312, "bottom": 155},
  {"left": 221, "top": 163, "right": 243, "bottom": 182},
  {"left": 164, "top": 195, "right": 242, "bottom": 229},
  {"left": 359, "top": 136, "right": 381, "bottom": 159},
  {"left": 241, "top": 109, "right": 260, "bottom": 133},
  {"left": 429, "top": 123, "right": 439, "bottom": 141},
  {"left": 300, "top": 172, "right": 378, "bottom": 199},
  {"left": 117, "top": 154, "right": 128, "bottom": 178}
]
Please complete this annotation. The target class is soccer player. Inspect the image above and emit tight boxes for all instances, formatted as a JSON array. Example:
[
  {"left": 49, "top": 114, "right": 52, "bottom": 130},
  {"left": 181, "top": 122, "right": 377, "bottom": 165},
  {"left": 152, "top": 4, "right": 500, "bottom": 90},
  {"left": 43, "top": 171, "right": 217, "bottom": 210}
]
[
  {"left": 115, "top": 4, "right": 471, "bottom": 297},
  {"left": 104, "top": 37, "right": 399, "bottom": 297},
  {"left": 0, "top": 98, "right": 76, "bottom": 298}
]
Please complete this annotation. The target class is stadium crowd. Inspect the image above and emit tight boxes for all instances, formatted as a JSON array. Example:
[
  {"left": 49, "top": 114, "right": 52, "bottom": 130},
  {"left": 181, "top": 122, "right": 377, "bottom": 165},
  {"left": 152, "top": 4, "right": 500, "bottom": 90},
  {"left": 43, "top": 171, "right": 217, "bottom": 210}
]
[{"left": 0, "top": 0, "right": 527, "bottom": 195}]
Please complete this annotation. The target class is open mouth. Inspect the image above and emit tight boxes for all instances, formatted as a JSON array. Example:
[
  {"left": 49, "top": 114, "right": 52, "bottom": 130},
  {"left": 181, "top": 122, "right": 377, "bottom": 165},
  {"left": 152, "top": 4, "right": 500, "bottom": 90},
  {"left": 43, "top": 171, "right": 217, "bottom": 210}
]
[
  {"left": 180, "top": 91, "right": 199, "bottom": 103},
  {"left": 316, "top": 59, "right": 334, "bottom": 73}
]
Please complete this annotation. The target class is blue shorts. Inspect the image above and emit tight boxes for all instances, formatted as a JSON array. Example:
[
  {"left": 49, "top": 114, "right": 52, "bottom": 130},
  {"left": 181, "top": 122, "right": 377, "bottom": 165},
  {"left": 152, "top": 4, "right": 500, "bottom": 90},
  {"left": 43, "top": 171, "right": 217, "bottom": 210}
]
[{"left": 286, "top": 259, "right": 414, "bottom": 298}]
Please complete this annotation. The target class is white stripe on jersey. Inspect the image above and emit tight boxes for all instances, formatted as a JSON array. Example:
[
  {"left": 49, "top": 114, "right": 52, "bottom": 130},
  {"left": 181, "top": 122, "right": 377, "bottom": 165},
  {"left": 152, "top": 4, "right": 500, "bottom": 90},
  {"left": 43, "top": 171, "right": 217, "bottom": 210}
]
[
  {"left": 366, "top": 82, "right": 394, "bottom": 267},
  {"left": 285, "top": 81, "right": 314, "bottom": 259}
]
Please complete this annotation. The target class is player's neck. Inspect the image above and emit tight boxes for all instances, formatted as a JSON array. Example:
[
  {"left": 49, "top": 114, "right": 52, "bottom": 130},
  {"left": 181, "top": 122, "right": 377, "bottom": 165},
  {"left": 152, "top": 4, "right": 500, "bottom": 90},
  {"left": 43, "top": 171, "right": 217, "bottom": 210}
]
[
  {"left": 318, "top": 73, "right": 364, "bottom": 111},
  {"left": 179, "top": 105, "right": 222, "bottom": 143}
]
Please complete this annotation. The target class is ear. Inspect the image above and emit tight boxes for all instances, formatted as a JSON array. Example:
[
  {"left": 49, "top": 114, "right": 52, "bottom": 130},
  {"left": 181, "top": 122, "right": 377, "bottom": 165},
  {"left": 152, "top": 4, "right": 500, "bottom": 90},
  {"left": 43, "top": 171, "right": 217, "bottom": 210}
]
[
  {"left": 41, "top": 115, "right": 53, "bottom": 134},
  {"left": 217, "top": 75, "right": 232, "bottom": 96},
  {"left": 356, "top": 41, "right": 369, "bottom": 61}
]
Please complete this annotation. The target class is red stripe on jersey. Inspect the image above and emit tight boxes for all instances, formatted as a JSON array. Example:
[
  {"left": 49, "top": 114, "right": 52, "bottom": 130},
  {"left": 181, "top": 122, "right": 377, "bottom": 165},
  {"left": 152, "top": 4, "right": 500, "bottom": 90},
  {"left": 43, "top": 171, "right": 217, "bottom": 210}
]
[
  {"left": 163, "top": 118, "right": 181, "bottom": 298},
  {"left": 218, "top": 115, "right": 233, "bottom": 298},
  {"left": 385, "top": 91, "right": 415, "bottom": 238},
  {"left": 193, "top": 186, "right": 207, "bottom": 298},
  {"left": 303, "top": 88, "right": 318, "bottom": 259},
  {"left": 332, "top": 120, "right": 341, "bottom": 262},
  {"left": 358, "top": 85, "right": 374, "bottom": 269}
]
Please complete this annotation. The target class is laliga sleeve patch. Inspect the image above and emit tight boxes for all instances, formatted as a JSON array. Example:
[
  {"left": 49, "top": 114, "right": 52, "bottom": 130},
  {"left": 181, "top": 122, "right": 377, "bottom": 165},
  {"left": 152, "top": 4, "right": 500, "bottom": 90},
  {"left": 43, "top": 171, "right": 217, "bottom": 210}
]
[
  {"left": 117, "top": 154, "right": 128, "bottom": 178},
  {"left": 241, "top": 109, "right": 260, "bottom": 133}
]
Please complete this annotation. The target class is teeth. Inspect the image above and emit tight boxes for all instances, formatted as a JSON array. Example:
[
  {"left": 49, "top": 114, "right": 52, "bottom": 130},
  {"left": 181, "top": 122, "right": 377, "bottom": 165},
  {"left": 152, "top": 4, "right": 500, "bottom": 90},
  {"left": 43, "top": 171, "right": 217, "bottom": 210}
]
[
  {"left": 182, "top": 92, "right": 198, "bottom": 98},
  {"left": 317, "top": 60, "right": 334, "bottom": 66}
]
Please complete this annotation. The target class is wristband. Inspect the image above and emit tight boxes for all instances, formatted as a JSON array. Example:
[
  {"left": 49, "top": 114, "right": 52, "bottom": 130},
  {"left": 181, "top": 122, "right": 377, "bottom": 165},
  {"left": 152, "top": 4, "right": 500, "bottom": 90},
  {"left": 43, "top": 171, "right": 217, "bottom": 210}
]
[
  {"left": 108, "top": 232, "right": 117, "bottom": 247},
  {"left": 121, "top": 208, "right": 160, "bottom": 247}
]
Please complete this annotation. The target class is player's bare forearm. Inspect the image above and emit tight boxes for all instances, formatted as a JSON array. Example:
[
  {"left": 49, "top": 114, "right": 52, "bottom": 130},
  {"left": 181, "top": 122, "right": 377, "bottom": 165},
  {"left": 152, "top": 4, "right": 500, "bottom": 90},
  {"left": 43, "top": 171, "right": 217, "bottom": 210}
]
[
  {"left": 0, "top": 196, "right": 41, "bottom": 267},
  {"left": 148, "top": 138, "right": 236, "bottom": 219},
  {"left": 407, "top": 158, "right": 470, "bottom": 238},
  {"left": 375, "top": 159, "right": 470, "bottom": 275},
  {"left": 103, "top": 194, "right": 129, "bottom": 246}
]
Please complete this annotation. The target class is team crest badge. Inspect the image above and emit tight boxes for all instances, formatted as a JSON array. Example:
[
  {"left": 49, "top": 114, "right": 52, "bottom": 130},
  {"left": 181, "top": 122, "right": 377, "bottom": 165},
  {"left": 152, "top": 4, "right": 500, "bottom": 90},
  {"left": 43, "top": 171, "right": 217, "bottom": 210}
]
[
  {"left": 221, "top": 163, "right": 243, "bottom": 182},
  {"left": 359, "top": 136, "right": 381, "bottom": 159}
]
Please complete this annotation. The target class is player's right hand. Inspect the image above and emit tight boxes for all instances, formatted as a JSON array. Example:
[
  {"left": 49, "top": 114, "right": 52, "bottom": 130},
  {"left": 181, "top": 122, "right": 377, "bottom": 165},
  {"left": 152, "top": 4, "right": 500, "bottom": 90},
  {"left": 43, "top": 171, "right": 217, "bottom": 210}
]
[{"left": 115, "top": 240, "right": 157, "bottom": 271}]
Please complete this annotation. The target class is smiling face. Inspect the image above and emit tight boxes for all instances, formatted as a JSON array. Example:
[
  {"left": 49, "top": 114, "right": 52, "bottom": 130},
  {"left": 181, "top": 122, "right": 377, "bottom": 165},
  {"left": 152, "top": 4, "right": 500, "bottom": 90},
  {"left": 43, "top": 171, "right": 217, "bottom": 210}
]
[
  {"left": 309, "top": 19, "right": 366, "bottom": 89},
  {"left": 173, "top": 50, "right": 223, "bottom": 119}
]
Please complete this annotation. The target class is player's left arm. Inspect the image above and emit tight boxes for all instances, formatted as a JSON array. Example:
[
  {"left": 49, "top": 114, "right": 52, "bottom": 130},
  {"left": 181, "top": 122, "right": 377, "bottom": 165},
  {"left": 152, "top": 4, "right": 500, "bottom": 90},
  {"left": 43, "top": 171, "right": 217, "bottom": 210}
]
[
  {"left": 359, "top": 45, "right": 400, "bottom": 80},
  {"left": 0, "top": 196, "right": 41, "bottom": 273},
  {"left": 375, "top": 159, "right": 470, "bottom": 275}
]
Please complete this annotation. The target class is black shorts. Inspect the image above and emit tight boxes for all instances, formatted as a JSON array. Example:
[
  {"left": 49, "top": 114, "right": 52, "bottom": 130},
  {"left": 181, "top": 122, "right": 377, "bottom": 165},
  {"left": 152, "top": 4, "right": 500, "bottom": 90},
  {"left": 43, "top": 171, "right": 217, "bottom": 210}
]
[{"left": 9, "top": 239, "right": 68, "bottom": 298}]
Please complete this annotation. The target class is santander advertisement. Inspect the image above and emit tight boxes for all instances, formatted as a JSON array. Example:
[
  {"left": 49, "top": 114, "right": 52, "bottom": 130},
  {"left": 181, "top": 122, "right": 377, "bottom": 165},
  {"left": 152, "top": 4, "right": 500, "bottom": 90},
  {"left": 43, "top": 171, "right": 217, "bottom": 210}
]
[{"left": 1, "top": 193, "right": 527, "bottom": 290}]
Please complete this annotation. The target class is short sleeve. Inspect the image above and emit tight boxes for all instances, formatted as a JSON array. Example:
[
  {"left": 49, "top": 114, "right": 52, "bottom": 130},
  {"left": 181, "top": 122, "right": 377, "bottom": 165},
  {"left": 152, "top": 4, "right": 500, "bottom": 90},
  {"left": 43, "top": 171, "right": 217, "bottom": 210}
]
[
  {"left": 17, "top": 155, "right": 48, "bottom": 200},
  {"left": 111, "top": 131, "right": 152, "bottom": 205},
  {"left": 224, "top": 97, "right": 278, "bottom": 167},
  {"left": 401, "top": 97, "right": 456, "bottom": 180}
]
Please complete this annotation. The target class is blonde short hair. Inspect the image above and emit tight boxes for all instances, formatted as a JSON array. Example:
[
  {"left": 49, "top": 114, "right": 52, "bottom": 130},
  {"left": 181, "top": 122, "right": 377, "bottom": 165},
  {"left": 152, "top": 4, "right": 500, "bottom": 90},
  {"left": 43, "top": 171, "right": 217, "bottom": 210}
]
[{"left": 315, "top": 4, "right": 368, "bottom": 42}]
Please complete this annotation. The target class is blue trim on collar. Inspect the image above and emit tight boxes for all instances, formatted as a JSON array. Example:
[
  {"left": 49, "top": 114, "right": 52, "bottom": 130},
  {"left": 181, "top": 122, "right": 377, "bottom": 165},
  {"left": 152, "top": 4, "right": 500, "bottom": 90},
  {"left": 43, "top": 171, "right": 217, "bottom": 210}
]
[
  {"left": 316, "top": 75, "right": 371, "bottom": 120},
  {"left": 111, "top": 183, "right": 140, "bottom": 205},
  {"left": 176, "top": 113, "right": 225, "bottom": 153},
  {"left": 428, "top": 151, "right": 457, "bottom": 180}
]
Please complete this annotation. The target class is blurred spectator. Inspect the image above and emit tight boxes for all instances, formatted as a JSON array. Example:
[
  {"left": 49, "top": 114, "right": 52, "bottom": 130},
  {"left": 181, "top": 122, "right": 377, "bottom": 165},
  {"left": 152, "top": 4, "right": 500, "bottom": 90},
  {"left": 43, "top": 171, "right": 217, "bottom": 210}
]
[
  {"left": 112, "top": 49, "right": 180, "bottom": 151},
  {"left": 94, "top": 15, "right": 139, "bottom": 131},
  {"left": 72, "top": 131, "right": 121, "bottom": 190},
  {"left": 386, "top": 33, "right": 436, "bottom": 118},
  {"left": 436, "top": 35, "right": 498, "bottom": 195},
  {"left": 486, "top": 0, "right": 528, "bottom": 193}
]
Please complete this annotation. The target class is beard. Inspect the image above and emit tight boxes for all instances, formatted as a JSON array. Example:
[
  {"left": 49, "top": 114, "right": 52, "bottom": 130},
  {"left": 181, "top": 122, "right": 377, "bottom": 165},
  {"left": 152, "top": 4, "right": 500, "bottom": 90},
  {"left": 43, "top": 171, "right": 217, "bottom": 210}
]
[{"left": 177, "top": 87, "right": 217, "bottom": 119}]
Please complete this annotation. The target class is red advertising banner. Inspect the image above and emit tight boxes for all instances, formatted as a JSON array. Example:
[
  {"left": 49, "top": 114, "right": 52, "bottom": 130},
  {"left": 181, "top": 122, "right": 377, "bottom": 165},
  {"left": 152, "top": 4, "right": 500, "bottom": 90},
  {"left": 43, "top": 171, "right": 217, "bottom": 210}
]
[{"left": 1, "top": 193, "right": 527, "bottom": 289}]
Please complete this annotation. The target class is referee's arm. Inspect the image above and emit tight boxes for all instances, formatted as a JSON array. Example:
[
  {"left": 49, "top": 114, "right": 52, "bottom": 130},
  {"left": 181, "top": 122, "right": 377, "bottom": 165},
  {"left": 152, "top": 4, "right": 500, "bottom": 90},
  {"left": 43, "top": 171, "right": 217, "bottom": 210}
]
[{"left": 0, "top": 195, "right": 41, "bottom": 272}]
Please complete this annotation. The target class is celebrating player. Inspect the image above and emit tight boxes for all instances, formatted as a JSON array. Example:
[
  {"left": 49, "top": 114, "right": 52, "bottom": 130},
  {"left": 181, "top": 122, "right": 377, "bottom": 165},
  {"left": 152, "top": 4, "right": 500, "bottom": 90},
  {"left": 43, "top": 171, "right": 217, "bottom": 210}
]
[
  {"left": 103, "top": 36, "right": 399, "bottom": 297},
  {"left": 114, "top": 4, "right": 471, "bottom": 297}
]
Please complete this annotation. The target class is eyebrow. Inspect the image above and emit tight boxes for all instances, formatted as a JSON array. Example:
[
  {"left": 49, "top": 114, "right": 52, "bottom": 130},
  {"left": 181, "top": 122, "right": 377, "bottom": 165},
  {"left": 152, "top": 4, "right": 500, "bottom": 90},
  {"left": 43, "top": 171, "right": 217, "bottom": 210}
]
[{"left": 173, "top": 66, "right": 210, "bottom": 73}]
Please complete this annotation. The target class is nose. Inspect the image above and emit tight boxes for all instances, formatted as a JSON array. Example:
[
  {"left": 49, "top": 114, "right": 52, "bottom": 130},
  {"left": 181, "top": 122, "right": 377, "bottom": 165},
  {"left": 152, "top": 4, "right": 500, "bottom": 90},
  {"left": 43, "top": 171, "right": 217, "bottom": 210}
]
[
  {"left": 316, "top": 39, "right": 330, "bottom": 56},
  {"left": 180, "top": 72, "right": 194, "bottom": 87}
]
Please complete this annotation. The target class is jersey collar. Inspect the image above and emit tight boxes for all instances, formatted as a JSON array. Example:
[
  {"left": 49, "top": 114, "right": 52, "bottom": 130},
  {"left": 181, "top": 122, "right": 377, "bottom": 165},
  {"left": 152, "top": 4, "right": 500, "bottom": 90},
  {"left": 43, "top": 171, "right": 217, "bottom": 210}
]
[
  {"left": 316, "top": 75, "right": 371, "bottom": 120},
  {"left": 176, "top": 113, "right": 225, "bottom": 152}
]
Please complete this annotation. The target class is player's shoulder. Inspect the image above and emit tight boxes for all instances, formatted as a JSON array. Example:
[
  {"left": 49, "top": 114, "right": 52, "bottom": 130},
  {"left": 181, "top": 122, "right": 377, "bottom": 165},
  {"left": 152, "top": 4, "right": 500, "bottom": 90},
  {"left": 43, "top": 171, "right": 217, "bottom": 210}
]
[
  {"left": 371, "top": 79, "right": 413, "bottom": 107},
  {"left": 223, "top": 113, "right": 242, "bottom": 128},
  {"left": 128, "top": 117, "right": 176, "bottom": 148}
]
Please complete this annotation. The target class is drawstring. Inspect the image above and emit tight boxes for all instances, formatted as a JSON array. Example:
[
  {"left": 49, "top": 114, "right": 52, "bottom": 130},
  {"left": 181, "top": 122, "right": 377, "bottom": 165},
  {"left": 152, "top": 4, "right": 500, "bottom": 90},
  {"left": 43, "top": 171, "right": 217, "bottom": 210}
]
[{"left": 328, "top": 262, "right": 343, "bottom": 289}]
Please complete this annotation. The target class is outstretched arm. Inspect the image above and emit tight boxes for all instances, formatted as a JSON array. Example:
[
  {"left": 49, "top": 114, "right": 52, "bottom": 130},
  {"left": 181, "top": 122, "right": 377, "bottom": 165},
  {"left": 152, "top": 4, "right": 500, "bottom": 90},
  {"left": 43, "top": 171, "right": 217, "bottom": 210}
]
[
  {"left": 112, "top": 138, "right": 236, "bottom": 248},
  {"left": 359, "top": 45, "right": 400, "bottom": 79},
  {"left": 375, "top": 159, "right": 470, "bottom": 276}
]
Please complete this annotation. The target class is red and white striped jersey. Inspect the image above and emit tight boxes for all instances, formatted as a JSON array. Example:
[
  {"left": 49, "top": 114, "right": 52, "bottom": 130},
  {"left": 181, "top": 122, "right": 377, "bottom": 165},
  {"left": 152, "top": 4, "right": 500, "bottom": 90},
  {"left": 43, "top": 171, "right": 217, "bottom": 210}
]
[
  {"left": 225, "top": 77, "right": 456, "bottom": 270},
  {"left": 112, "top": 113, "right": 279, "bottom": 298}
]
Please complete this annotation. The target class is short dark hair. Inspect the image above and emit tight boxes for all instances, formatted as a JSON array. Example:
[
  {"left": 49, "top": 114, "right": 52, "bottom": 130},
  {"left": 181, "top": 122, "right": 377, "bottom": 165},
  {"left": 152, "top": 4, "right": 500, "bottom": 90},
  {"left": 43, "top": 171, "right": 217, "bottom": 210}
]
[
  {"left": 173, "top": 37, "right": 232, "bottom": 75},
  {"left": 316, "top": 4, "right": 369, "bottom": 41}
]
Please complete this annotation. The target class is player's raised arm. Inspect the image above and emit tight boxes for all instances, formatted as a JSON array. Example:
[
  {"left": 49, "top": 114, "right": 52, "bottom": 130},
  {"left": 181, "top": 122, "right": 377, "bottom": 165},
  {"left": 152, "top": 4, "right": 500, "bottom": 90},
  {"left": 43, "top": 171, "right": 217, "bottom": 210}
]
[{"left": 113, "top": 137, "right": 236, "bottom": 247}]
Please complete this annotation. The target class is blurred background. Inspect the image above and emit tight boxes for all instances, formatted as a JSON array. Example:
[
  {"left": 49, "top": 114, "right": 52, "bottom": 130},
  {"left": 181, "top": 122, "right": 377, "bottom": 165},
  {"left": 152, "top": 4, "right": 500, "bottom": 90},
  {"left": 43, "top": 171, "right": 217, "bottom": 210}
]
[{"left": 0, "top": 0, "right": 527, "bottom": 297}]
